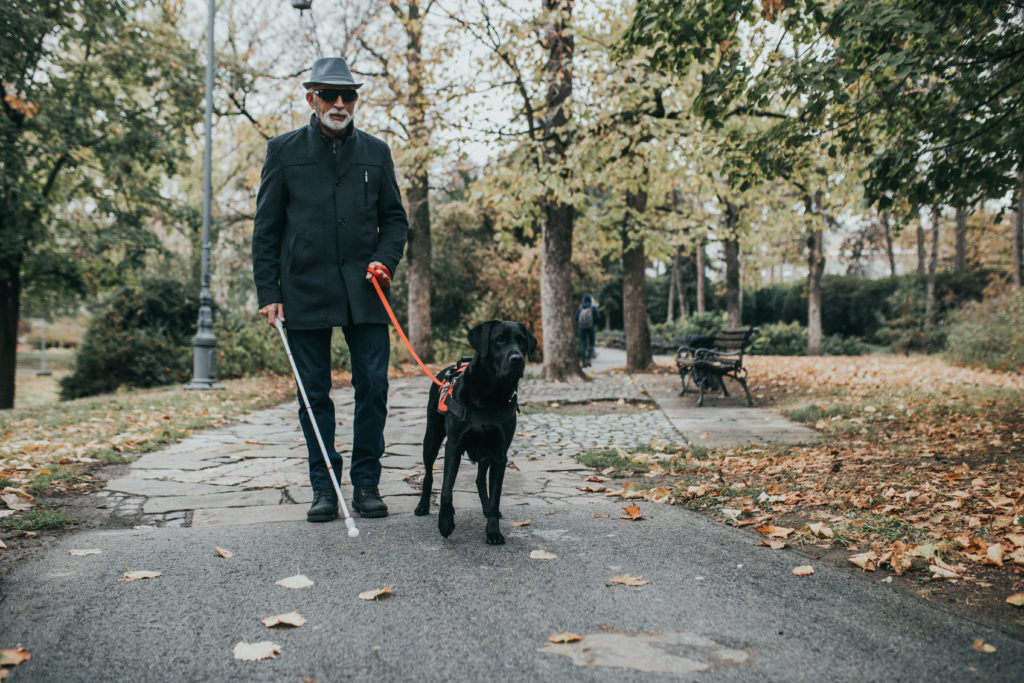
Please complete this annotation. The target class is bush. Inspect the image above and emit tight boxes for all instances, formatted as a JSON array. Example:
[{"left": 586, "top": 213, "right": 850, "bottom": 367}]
[
  {"left": 748, "top": 321, "right": 806, "bottom": 356},
  {"left": 944, "top": 289, "right": 1024, "bottom": 372},
  {"left": 649, "top": 311, "right": 727, "bottom": 345},
  {"left": 60, "top": 280, "right": 196, "bottom": 399},
  {"left": 821, "top": 334, "right": 872, "bottom": 356}
]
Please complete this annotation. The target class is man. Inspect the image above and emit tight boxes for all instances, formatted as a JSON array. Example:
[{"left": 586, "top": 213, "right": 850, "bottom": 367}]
[
  {"left": 575, "top": 293, "right": 601, "bottom": 367},
  {"left": 252, "top": 57, "right": 408, "bottom": 522}
]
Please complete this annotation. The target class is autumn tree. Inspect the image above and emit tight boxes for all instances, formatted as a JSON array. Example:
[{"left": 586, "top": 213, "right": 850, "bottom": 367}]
[{"left": 0, "top": 0, "right": 200, "bottom": 408}]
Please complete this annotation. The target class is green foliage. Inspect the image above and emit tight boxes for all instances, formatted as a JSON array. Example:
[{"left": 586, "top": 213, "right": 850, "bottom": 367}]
[
  {"left": 0, "top": 507, "right": 79, "bottom": 531},
  {"left": 576, "top": 448, "right": 652, "bottom": 477},
  {"left": 649, "top": 311, "right": 727, "bottom": 345},
  {"left": 944, "top": 289, "right": 1024, "bottom": 372},
  {"left": 214, "top": 312, "right": 352, "bottom": 379},
  {"left": 59, "top": 280, "right": 196, "bottom": 399},
  {"left": 748, "top": 321, "right": 806, "bottom": 356}
]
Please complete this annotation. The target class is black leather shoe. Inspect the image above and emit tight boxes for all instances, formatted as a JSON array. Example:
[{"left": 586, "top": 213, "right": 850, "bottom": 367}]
[
  {"left": 352, "top": 486, "right": 388, "bottom": 518},
  {"left": 307, "top": 490, "right": 338, "bottom": 522}
]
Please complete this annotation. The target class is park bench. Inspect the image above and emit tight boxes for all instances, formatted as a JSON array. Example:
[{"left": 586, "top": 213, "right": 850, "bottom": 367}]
[{"left": 675, "top": 327, "right": 759, "bottom": 407}]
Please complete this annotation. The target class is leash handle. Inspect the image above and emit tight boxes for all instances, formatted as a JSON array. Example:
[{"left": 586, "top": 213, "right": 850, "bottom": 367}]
[{"left": 367, "top": 269, "right": 442, "bottom": 386}]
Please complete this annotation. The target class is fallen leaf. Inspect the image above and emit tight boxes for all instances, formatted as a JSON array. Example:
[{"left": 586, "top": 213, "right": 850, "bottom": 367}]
[
  {"left": 0, "top": 491, "right": 33, "bottom": 511},
  {"left": 608, "top": 574, "right": 650, "bottom": 586},
  {"left": 792, "top": 565, "right": 815, "bottom": 576},
  {"left": 509, "top": 520, "right": 531, "bottom": 527},
  {"left": 117, "top": 570, "right": 161, "bottom": 582},
  {"left": 1005, "top": 593, "right": 1024, "bottom": 607},
  {"left": 982, "top": 544, "right": 1004, "bottom": 567},
  {"left": 803, "top": 522, "right": 834, "bottom": 539},
  {"left": 754, "top": 523, "right": 795, "bottom": 538},
  {"left": 261, "top": 610, "right": 307, "bottom": 627},
  {"left": 593, "top": 514, "right": 609, "bottom": 518},
  {"left": 757, "top": 540, "right": 786, "bottom": 550},
  {"left": 930, "top": 563, "right": 962, "bottom": 580},
  {"left": 848, "top": 551, "right": 877, "bottom": 571},
  {"left": 0, "top": 539, "right": 6, "bottom": 549},
  {"left": 69, "top": 549, "right": 102, "bottom": 556},
  {"left": 585, "top": 475, "right": 609, "bottom": 482},
  {"left": 232, "top": 641, "right": 281, "bottom": 661},
  {"left": 548, "top": 632, "right": 582, "bottom": 643},
  {"left": 530, "top": 549, "right": 557, "bottom": 560},
  {"left": 547, "top": 509, "right": 568, "bottom": 515},
  {"left": 577, "top": 486, "right": 606, "bottom": 492},
  {"left": 244, "top": 440, "right": 261, "bottom": 445},
  {"left": 971, "top": 638, "right": 996, "bottom": 654},
  {"left": 1006, "top": 534, "right": 1024, "bottom": 547},
  {"left": 214, "top": 546, "right": 233, "bottom": 559},
  {"left": 0, "top": 647, "right": 31, "bottom": 667},
  {"left": 358, "top": 585, "right": 393, "bottom": 601},
  {"left": 276, "top": 574, "right": 314, "bottom": 590},
  {"left": 621, "top": 504, "right": 643, "bottom": 521}
]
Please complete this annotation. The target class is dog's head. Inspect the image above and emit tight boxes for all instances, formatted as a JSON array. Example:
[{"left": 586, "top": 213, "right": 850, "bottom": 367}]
[{"left": 467, "top": 321, "right": 538, "bottom": 381}]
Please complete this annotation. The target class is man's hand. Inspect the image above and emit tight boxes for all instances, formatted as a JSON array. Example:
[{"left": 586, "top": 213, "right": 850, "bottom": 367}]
[
  {"left": 259, "top": 303, "right": 284, "bottom": 327},
  {"left": 366, "top": 261, "right": 392, "bottom": 287}
]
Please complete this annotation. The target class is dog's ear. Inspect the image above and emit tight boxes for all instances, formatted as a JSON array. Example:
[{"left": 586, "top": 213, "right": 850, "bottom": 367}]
[
  {"left": 517, "top": 323, "right": 538, "bottom": 359},
  {"left": 467, "top": 321, "right": 495, "bottom": 357}
]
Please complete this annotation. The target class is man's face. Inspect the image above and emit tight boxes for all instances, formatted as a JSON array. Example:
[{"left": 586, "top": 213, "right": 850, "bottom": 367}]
[{"left": 306, "top": 86, "right": 357, "bottom": 135}]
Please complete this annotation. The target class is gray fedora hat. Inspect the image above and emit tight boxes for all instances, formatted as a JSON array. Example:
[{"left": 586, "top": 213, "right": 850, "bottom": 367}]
[{"left": 302, "top": 57, "right": 363, "bottom": 89}]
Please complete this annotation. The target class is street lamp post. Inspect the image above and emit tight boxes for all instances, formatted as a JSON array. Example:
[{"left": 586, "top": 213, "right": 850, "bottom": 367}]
[{"left": 187, "top": 0, "right": 312, "bottom": 390}]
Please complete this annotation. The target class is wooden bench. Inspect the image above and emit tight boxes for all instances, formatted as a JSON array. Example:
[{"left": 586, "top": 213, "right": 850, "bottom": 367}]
[{"left": 675, "top": 327, "right": 759, "bottom": 407}]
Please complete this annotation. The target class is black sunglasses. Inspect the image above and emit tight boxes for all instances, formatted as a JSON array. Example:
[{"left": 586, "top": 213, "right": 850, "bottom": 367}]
[{"left": 314, "top": 88, "right": 358, "bottom": 104}]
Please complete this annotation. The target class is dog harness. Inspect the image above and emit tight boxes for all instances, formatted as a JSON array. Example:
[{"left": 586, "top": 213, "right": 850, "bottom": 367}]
[{"left": 437, "top": 357, "right": 519, "bottom": 424}]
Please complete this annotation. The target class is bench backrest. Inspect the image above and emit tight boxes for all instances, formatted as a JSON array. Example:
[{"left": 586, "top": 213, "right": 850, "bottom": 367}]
[{"left": 713, "top": 327, "right": 758, "bottom": 356}]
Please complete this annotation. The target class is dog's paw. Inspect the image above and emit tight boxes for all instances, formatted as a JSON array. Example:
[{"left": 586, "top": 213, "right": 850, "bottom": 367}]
[
  {"left": 486, "top": 531, "right": 505, "bottom": 545},
  {"left": 414, "top": 501, "right": 430, "bottom": 516},
  {"left": 438, "top": 514, "right": 455, "bottom": 538}
]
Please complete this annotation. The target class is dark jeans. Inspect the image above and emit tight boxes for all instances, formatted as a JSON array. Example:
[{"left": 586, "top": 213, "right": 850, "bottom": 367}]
[
  {"left": 578, "top": 326, "right": 596, "bottom": 364},
  {"left": 286, "top": 325, "right": 390, "bottom": 491}
]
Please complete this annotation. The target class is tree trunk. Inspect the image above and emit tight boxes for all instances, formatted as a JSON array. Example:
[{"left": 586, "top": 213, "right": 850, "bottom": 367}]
[
  {"left": 0, "top": 253, "right": 21, "bottom": 409},
  {"left": 916, "top": 219, "right": 926, "bottom": 275},
  {"left": 882, "top": 210, "right": 896, "bottom": 277},
  {"left": 402, "top": 0, "right": 433, "bottom": 362},
  {"left": 1014, "top": 166, "right": 1023, "bottom": 288},
  {"left": 926, "top": 208, "right": 940, "bottom": 328},
  {"left": 954, "top": 208, "right": 967, "bottom": 275},
  {"left": 667, "top": 246, "right": 678, "bottom": 322},
  {"left": 723, "top": 235, "right": 741, "bottom": 327},
  {"left": 806, "top": 192, "right": 825, "bottom": 356},
  {"left": 539, "top": 0, "right": 581, "bottom": 381},
  {"left": 695, "top": 241, "right": 706, "bottom": 314},
  {"left": 674, "top": 244, "right": 686, "bottom": 317},
  {"left": 622, "top": 188, "right": 652, "bottom": 372}
]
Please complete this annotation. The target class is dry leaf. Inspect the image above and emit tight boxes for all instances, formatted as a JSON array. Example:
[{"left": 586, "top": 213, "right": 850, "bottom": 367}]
[
  {"left": 757, "top": 540, "right": 786, "bottom": 550},
  {"left": 1, "top": 491, "right": 33, "bottom": 511},
  {"left": 971, "top": 638, "right": 996, "bottom": 654},
  {"left": 117, "top": 570, "right": 161, "bottom": 582},
  {"left": 754, "top": 523, "right": 795, "bottom": 538},
  {"left": 214, "top": 546, "right": 233, "bottom": 559},
  {"left": 509, "top": 520, "right": 531, "bottom": 527},
  {"left": 621, "top": 504, "right": 643, "bottom": 521},
  {"left": 593, "top": 514, "right": 609, "bottom": 518},
  {"left": 232, "top": 641, "right": 281, "bottom": 661},
  {"left": 0, "top": 539, "right": 6, "bottom": 549},
  {"left": 548, "top": 632, "right": 582, "bottom": 643},
  {"left": 1006, "top": 534, "right": 1024, "bottom": 547},
  {"left": 69, "top": 549, "right": 102, "bottom": 556},
  {"left": 1005, "top": 593, "right": 1024, "bottom": 607},
  {"left": 577, "top": 486, "right": 606, "bottom": 492},
  {"left": 276, "top": 574, "right": 314, "bottom": 590},
  {"left": 0, "top": 647, "right": 31, "bottom": 667},
  {"left": 585, "top": 475, "right": 609, "bottom": 482},
  {"left": 262, "top": 610, "right": 307, "bottom": 627},
  {"left": 792, "top": 565, "right": 815, "bottom": 576},
  {"left": 244, "top": 440, "right": 261, "bottom": 445},
  {"left": 804, "top": 522, "right": 834, "bottom": 539},
  {"left": 358, "top": 585, "right": 393, "bottom": 601},
  {"left": 530, "top": 549, "right": 557, "bottom": 560},
  {"left": 608, "top": 574, "right": 649, "bottom": 586},
  {"left": 848, "top": 551, "right": 877, "bottom": 571},
  {"left": 982, "top": 544, "right": 1004, "bottom": 567}
]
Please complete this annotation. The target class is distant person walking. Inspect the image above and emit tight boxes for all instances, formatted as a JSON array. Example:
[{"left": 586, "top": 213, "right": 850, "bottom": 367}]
[
  {"left": 575, "top": 293, "right": 602, "bottom": 367},
  {"left": 251, "top": 57, "right": 409, "bottom": 523}
]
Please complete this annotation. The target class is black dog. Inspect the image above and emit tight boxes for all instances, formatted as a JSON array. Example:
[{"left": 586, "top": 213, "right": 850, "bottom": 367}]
[{"left": 414, "top": 320, "right": 537, "bottom": 544}]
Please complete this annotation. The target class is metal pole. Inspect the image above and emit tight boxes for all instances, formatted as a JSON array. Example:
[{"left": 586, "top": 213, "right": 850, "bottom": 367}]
[{"left": 187, "top": 0, "right": 224, "bottom": 390}]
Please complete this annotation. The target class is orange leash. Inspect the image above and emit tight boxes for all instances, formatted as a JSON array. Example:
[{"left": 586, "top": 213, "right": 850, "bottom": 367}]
[{"left": 367, "top": 269, "right": 442, "bottom": 386}]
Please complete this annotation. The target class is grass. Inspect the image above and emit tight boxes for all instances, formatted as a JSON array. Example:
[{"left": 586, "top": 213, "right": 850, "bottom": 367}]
[
  {"left": 27, "top": 466, "right": 85, "bottom": 496},
  {"left": 0, "top": 507, "right": 79, "bottom": 531},
  {"left": 576, "top": 447, "right": 652, "bottom": 477}
]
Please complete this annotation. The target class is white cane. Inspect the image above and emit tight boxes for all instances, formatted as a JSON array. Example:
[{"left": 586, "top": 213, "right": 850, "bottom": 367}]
[{"left": 275, "top": 319, "right": 359, "bottom": 538}]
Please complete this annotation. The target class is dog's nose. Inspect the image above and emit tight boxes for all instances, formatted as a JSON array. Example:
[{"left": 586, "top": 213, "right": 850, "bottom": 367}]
[{"left": 509, "top": 352, "right": 524, "bottom": 365}]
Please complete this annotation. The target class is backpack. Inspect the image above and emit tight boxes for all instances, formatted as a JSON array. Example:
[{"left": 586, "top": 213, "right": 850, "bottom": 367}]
[{"left": 577, "top": 305, "right": 594, "bottom": 327}]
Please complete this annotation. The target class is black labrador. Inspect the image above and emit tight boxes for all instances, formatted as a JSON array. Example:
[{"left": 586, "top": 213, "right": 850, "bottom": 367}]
[{"left": 414, "top": 320, "right": 537, "bottom": 544}]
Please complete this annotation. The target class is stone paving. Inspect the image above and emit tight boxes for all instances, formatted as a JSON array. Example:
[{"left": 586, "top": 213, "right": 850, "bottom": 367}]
[{"left": 96, "top": 350, "right": 818, "bottom": 529}]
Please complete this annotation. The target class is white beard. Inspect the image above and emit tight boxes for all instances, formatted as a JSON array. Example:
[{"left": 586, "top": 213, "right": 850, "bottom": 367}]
[{"left": 319, "top": 108, "right": 353, "bottom": 133}]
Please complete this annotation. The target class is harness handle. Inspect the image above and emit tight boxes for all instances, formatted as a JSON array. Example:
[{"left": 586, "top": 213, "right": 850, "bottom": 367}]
[{"left": 367, "top": 268, "right": 443, "bottom": 386}]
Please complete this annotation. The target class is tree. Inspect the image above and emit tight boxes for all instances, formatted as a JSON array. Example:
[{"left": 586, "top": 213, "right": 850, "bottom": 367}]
[{"left": 0, "top": 0, "right": 200, "bottom": 408}]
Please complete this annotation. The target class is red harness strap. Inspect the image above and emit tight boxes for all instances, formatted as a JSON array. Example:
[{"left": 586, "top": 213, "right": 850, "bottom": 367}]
[{"left": 437, "top": 358, "right": 472, "bottom": 414}]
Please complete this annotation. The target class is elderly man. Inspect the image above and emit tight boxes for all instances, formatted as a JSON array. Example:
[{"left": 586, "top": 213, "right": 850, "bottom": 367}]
[{"left": 252, "top": 57, "right": 408, "bottom": 522}]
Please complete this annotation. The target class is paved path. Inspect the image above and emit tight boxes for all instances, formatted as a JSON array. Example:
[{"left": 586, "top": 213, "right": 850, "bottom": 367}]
[{"left": 1, "top": 349, "right": 1020, "bottom": 681}]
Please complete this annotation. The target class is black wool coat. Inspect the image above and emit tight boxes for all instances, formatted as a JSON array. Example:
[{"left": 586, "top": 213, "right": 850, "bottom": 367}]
[{"left": 252, "top": 116, "right": 409, "bottom": 329}]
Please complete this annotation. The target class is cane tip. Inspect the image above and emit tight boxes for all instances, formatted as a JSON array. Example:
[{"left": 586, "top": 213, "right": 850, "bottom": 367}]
[{"left": 348, "top": 527, "right": 360, "bottom": 538}]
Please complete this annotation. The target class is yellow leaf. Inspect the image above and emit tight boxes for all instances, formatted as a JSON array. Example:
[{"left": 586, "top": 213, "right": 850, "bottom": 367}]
[
  {"left": 232, "top": 641, "right": 281, "bottom": 661},
  {"left": 1005, "top": 593, "right": 1024, "bottom": 607},
  {"left": 792, "top": 565, "right": 815, "bottom": 576},
  {"left": 38, "top": 469, "right": 52, "bottom": 475},
  {"left": 358, "top": 585, "right": 393, "bottom": 601},
  {"left": 117, "top": 569, "right": 162, "bottom": 582},
  {"left": 548, "top": 632, "right": 582, "bottom": 643},
  {"left": 608, "top": 574, "right": 650, "bottom": 586},
  {"left": 754, "top": 523, "right": 794, "bottom": 538},
  {"left": 275, "top": 574, "right": 314, "bottom": 590},
  {"left": 261, "top": 610, "right": 307, "bottom": 627},
  {"left": 214, "top": 546, "right": 233, "bottom": 559},
  {"left": 621, "top": 504, "right": 643, "bottom": 520},
  {"left": 530, "top": 549, "right": 557, "bottom": 560},
  {"left": 971, "top": 638, "right": 996, "bottom": 653}
]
